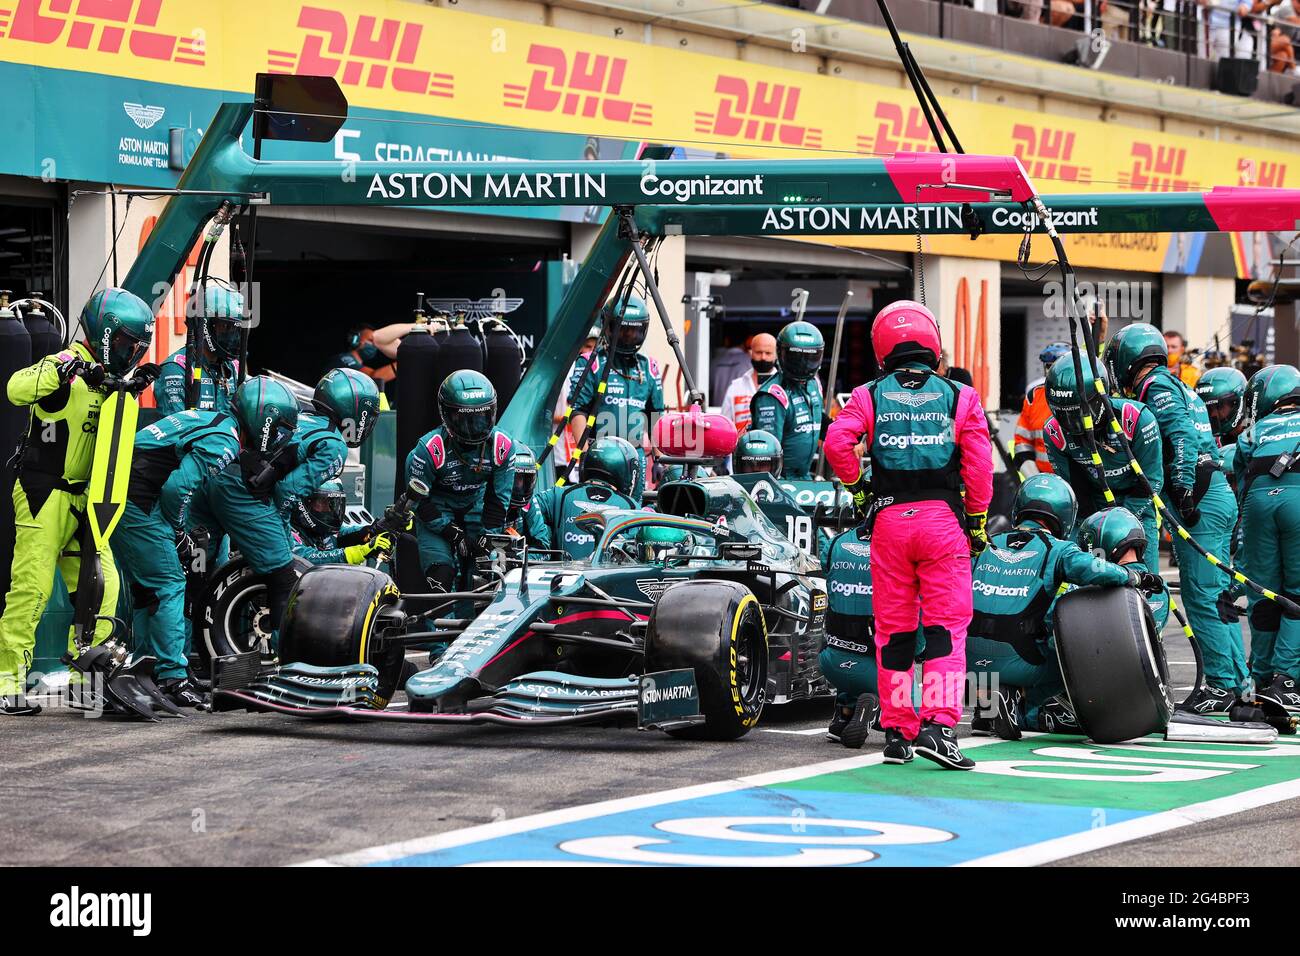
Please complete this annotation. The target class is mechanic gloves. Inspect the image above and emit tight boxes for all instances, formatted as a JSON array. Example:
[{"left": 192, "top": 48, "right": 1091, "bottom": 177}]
[
  {"left": 846, "top": 474, "right": 873, "bottom": 521},
  {"left": 57, "top": 357, "right": 106, "bottom": 388},
  {"left": 344, "top": 532, "right": 393, "bottom": 565},
  {"left": 1171, "top": 485, "right": 1201, "bottom": 529},
  {"left": 966, "top": 511, "right": 989, "bottom": 556},
  {"left": 1126, "top": 566, "right": 1164, "bottom": 595}
]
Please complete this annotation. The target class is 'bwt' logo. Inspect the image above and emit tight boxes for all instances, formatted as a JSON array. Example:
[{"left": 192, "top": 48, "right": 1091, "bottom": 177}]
[
  {"left": 694, "top": 76, "right": 822, "bottom": 148},
  {"left": 1011, "top": 123, "right": 1092, "bottom": 185},
  {"left": 503, "top": 43, "right": 653, "bottom": 126},
  {"left": 0, "top": 0, "right": 204, "bottom": 65},
  {"left": 855, "top": 103, "right": 936, "bottom": 156},
  {"left": 1119, "top": 143, "right": 1199, "bottom": 192},
  {"left": 267, "top": 6, "right": 453, "bottom": 99}
]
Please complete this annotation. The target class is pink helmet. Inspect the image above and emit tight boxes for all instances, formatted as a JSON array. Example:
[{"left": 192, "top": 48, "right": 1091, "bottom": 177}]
[{"left": 872, "top": 300, "right": 942, "bottom": 371}]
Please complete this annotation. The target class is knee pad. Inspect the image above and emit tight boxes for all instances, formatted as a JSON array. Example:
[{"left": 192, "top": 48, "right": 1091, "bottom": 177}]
[
  {"left": 265, "top": 563, "right": 300, "bottom": 625},
  {"left": 130, "top": 583, "right": 161, "bottom": 616},
  {"left": 1251, "top": 601, "right": 1283, "bottom": 631},
  {"left": 427, "top": 565, "right": 456, "bottom": 592},
  {"left": 879, "top": 630, "right": 918, "bottom": 672},
  {"left": 919, "top": 624, "right": 953, "bottom": 661}
]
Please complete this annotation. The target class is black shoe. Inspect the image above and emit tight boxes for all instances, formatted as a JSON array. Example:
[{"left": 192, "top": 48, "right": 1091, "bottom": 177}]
[
  {"left": 1, "top": 694, "right": 41, "bottom": 716},
  {"left": 990, "top": 687, "right": 1023, "bottom": 741},
  {"left": 914, "top": 721, "right": 975, "bottom": 770},
  {"left": 826, "top": 704, "right": 852, "bottom": 742},
  {"left": 1037, "top": 695, "right": 1082, "bottom": 734},
  {"left": 1256, "top": 674, "right": 1300, "bottom": 713},
  {"left": 158, "top": 677, "right": 208, "bottom": 709},
  {"left": 882, "top": 728, "right": 915, "bottom": 764},
  {"left": 1178, "top": 683, "right": 1234, "bottom": 716},
  {"left": 970, "top": 713, "right": 995, "bottom": 737},
  {"left": 839, "top": 693, "right": 879, "bottom": 750}
]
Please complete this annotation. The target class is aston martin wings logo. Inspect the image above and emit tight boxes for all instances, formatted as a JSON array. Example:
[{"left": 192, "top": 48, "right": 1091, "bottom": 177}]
[
  {"left": 636, "top": 579, "right": 674, "bottom": 601},
  {"left": 426, "top": 296, "right": 524, "bottom": 318},
  {"left": 882, "top": 390, "right": 942, "bottom": 408},
  {"left": 123, "top": 103, "right": 165, "bottom": 129},
  {"left": 990, "top": 546, "right": 1039, "bottom": 564}
]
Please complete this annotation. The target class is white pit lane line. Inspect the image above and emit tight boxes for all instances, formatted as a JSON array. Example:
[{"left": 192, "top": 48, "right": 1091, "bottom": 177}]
[{"left": 298, "top": 734, "right": 1300, "bottom": 868}]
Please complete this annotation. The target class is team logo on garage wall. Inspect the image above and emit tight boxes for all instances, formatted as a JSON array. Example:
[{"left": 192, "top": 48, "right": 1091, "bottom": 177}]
[
  {"left": 267, "top": 5, "right": 454, "bottom": 99},
  {"left": 123, "top": 102, "right": 165, "bottom": 129},
  {"left": 425, "top": 296, "right": 524, "bottom": 319}
]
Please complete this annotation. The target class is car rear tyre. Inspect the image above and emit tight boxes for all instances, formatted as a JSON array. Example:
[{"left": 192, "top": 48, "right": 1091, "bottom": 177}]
[
  {"left": 1053, "top": 584, "right": 1173, "bottom": 743},
  {"left": 197, "top": 556, "right": 313, "bottom": 664},
  {"left": 279, "top": 565, "right": 405, "bottom": 705},
  {"left": 645, "top": 579, "right": 768, "bottom": 741}
]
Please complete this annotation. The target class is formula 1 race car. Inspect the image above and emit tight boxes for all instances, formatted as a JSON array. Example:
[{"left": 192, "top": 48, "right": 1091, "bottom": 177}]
[{"left": 213, "top": 475, "right": 831, "bottom": 740}]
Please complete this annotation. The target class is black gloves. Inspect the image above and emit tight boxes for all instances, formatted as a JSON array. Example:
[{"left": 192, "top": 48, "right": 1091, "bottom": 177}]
[
  {"left": 966, "top": 511, "right": 990, "bottom": 556},
  {"left": 238, "top": 449, "right": 278, "bottom": 499},
  {"left": 57, "top": 358, "right": 107, "bottom": 388},
  {"left": 125, "top": 363, "right": 160, "bottom": 396},
  {"left": 1011, "top": 449, "right": 1035, "bottom": 469},
  {"left": 1126, "top": 566, "right": 1164, "bottom": 595},
  {"left": 1216, "top": 590, "right": 1243, "bottom": 624},
  {"left": 1171, "top": 485, "right": 1201, "bottom": 528}
]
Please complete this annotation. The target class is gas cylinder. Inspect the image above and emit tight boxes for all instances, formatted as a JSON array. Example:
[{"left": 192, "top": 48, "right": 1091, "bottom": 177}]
[
  {"left": 479, "top": 318, "right": 524, "bottom": 414},
  {"left": 0, "top": 291, "right": 33, "bottom": 615}
]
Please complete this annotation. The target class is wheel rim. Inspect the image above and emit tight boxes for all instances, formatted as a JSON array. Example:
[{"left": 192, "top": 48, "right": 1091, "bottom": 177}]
[
  {"left": 216, "top": 584, "right": 272, "bottom": 659},
  {"left": 735, "top": 610, "right": 766, "bottom": 710}
]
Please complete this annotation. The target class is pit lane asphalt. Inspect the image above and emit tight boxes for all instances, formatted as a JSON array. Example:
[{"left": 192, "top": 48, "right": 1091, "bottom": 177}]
[{"left": 2, "top": 620, "right": 1295, "bottom": 867}]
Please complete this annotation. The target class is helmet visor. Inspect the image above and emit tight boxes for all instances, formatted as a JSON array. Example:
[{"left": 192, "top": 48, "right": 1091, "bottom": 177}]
[
  {"left": 781, "top": 345, "right": 824, "bottom": 381},
  {"left": 511, "top": 464, "right": 537, "bottom": 503},
  {"left": 446, "top": 402, "right": 496, "bottom": 447},
  {"left": 107, "top": 326, "right": 150, "bottom": 374},
  {"left": 307, "top": 491, "right": 346, "bottom": 534},
  {"left": 206, "top": 316, "right": 243, "bottom": 362},
  {"left": 615, "top": 322, "right": 648, "bottom": 355},
  {"left": 1205, "top": 395, "right": 1242, "bottom": 436},
  {"left": 736, "top": 452, "right": 782, "bottom": 475}
]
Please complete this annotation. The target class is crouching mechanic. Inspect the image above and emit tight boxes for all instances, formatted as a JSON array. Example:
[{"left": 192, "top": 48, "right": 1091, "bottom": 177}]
[
  {"left": 750, "top": 321, "right": 825, "bottom": 479},
  {"left": 967, "top": 475, "right": 1156, "bottom": 739},
  {"left": 186, "top": 377, "right": 301, "bottom": 649},
  {"left": 1109, "top": 323, "right": 1246, "bottom": 713},
  {"left": 1233, "top": 364, "right": 1300, "bottom": 712},
  {"left": 113, "top": 409, "right": 241, "bottom": 706},
  {"left": 1042, "top": 356, "right": 1164, "bottom": 574},
  {"left": 825, "top": 300, "right": 992, "bottom": 770},
  {"left": 531, "top": 436, "right": 639, "bottom": 560},
  {"left": 290, "top": 480, "right": 393, "bottom": 567},
  {"left": 1, "top": 287, "right": 156, "bottom": 716},
  {"left": 1077, "top": 507, "right": 1170, "bottom": 632},
  {"left": 817, "top": 520, "right": 881, "bottom": 749},
  {"left": 407, "top": 370, "right": 517, "bottom": 590}
]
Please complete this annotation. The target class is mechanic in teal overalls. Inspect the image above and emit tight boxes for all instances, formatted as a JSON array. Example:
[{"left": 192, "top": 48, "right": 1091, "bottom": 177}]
[
  {"left": 407, "top": 370, "right": 518, "bottom": 590},
  {"left": 1042, "top": 355, "right": 1164, "bottom": 574},
  {"left": 154, "top": 285, "right": 243, "bottom": 415},
  {"left": 1233, "top": 364, "right": 1300, "bottom": 713},
  {"left": 183, "top": 378, "right": 301, "bottom": 655},
  {"left": 531, "top": 436, "right": 640, "bottom": 560},
  {"left": 1109, "top": 324, "right": 1246, "bottom": 714},
  {"left": 571, "top": 296, "right": 664, "bottom": 501},
  {"left": 113, "top": 408, "right": 242, "bottom": 706},
  {"left": 290, "top": 479, "right": 392, "bottom": 567},
  {"left": 749, "top": 321, "right": 825, "bottom": 480},
  {"left": 817, "top": 520, "right": 881, "bottom": 749},
  {"left": 1077, "top": 507, "right": 1170, "bottom": 632},
  {"left": 967, "top": 474, "right": 1156, "bottom": 740}
]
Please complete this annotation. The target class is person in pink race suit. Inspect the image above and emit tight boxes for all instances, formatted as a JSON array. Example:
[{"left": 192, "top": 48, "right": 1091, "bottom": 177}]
[{"left": 824, "top": 300, "right": 993, "bottom": 770}]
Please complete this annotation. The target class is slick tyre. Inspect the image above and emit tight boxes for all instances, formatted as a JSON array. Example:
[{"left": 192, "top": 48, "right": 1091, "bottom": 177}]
[
  {"left": 198, "top": 556, "right": 312, "bottom": 664},
  {"left": 279, "top": 565, "right": 405, "bottom": 705},
  {"left": 1053, "top": 584, "right": 1173, "bottom": 743},
  {"left": 645, "top": 580, "right": 768, "bottom": 741}
]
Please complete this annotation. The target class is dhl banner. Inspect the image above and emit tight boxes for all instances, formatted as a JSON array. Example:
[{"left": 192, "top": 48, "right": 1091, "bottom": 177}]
[{"left": 1, "top": 0, "right": 1293, "bottom": 273}]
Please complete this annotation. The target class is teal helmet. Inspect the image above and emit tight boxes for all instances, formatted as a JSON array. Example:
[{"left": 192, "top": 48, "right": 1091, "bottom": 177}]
[
  {"left": 314, "top": 367, "right": 381, "bottom": 448},
  {"left": 293, "top": 478, "right": 346, "bottom": 538},
  {"left": 1039, "top": 342, "right": 1070, "bottom": 370},
  {"left": 233, "top": 375, "right": 299, "bottom": 455},
  {"left": 734, "top": 428, "right": 783, "bottom": 477},
  {"left": 1012, "top": 473, "right": 1079, "bottom": 538},
  {"left": 660, "top": 464, "right": 687, "bottom": 483},
  {"left": 635, "top": 523, "right": 693, "bottom": 563},
  {"left": 603, "top": 294, "right": 650, "bottom": 359},
  {"left": 80, "top": 287, "right": 155, "bottom": 374},
  {"left": 1106, "top": 323, "right": 1168, "bottom": 395},
  {"left": 199, "top": 283, "right": 244, "bottom": 363},
  {"left": 580, "top": 435, "right": 638, "bottom": 496},
  {"left": 1044, "top": 354, "right": 1109, "bottom": 437},
  {"left": 1077, "top": 507, "right": 1148, "bottom": 565},
  {"left": 1195, "top": 366, "right": 1247, "bottom": 437},
  {"left": 438, "top": 369, "right": 497, "bottom": 448},
  {"left": 510, "top": 445, "right": 539, "bottom": 504},
  {"left": 1246, "top": 364, "right": 1300, "bottom": 422},
  {"left": 777, "top": 321, "right": 824, "bottom": 383}
]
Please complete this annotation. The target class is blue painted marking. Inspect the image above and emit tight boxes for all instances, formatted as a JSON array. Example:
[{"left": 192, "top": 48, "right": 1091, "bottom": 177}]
[{"left": 372, "top": 787, "right": 1150, "bottom": 866}]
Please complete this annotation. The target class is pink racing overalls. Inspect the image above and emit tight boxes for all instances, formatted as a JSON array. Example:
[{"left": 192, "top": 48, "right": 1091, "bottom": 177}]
[{"left": 824, "top": 365, "right": 993, "bottom": 738}]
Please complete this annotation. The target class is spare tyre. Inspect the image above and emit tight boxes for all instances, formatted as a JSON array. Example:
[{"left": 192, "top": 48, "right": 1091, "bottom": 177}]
[
  {"left": 279, "top": 565, "right": 405, "bottom": 705},
  {"left": 1053, "top": 584, "right": 1173, "bottom": 743},
  {"left": 197, "top": 555, "right": 313, "bottom": 664},
  {"left": 644, "top": 579, "right": 768, "bottom": 741}
]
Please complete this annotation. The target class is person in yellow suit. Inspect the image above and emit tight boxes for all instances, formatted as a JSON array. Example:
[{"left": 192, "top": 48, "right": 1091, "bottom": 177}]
[{"left": 0, "top": 288, "right": 156, "bottom": 715}]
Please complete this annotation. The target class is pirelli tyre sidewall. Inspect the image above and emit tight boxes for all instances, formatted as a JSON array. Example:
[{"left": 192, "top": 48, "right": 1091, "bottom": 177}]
[
  {"left": 645, "top": 579, "right": 769, "bottom": 741},
  {"left": 1053, "top": 584, "right": 1173, "bottom": 743},
  {"left": 198, "top": 556, "right": 313, "bottom": 663},
  {"left": 279, "top": 565, "right": 404, "bottom": 706}
]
